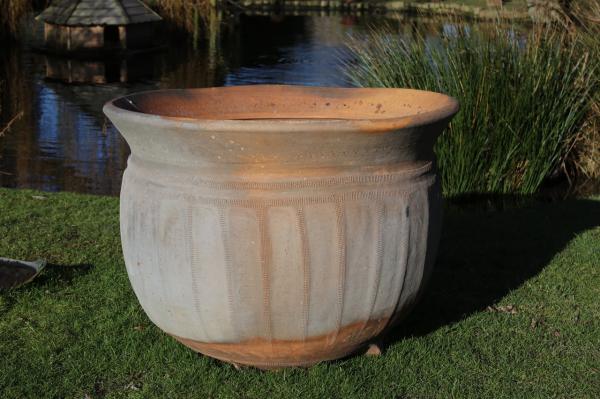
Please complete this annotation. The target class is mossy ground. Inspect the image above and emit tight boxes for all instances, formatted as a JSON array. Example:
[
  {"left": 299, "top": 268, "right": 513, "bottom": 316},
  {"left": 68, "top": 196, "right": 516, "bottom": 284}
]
[{"left": 0, "top": 188, "right": 598, "bottom": 398}]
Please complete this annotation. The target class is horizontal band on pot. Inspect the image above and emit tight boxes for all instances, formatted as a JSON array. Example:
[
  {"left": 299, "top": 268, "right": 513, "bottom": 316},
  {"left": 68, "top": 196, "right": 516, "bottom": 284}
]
[
  {"left": 126, "top": 156, "right": 434, "bottom": 191},
  {"left": 123, "top": 173, "right": 436, "bottom": 208}
]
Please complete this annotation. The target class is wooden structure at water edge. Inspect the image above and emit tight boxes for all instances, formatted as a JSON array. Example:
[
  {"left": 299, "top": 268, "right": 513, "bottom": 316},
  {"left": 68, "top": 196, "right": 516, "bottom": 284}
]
[{"left": 36, "top": 0, "right": 163, "bottom": 54}]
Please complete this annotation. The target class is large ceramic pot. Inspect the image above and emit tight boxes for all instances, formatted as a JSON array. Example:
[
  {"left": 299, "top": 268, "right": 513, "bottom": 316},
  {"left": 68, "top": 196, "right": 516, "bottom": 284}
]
[{"left": 103, "top": 85, "right": 458, "bottom": 368}]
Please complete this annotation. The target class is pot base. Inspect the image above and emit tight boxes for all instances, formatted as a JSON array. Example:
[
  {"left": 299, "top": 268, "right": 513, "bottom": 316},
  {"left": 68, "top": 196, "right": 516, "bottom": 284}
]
[{"left": 170, "top": 318, "right": 389, "bottom": 369}]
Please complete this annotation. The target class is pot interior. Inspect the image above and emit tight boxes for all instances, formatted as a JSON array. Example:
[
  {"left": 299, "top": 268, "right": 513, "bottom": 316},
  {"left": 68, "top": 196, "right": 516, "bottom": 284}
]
[{"left": 112, "top": 85, "right": 457, "bottom": 121}]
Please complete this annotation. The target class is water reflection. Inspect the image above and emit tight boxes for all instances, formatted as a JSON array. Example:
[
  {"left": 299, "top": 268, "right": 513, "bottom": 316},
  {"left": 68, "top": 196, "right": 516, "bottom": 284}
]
[
  {"left": 0, "top": 14, "right": 494, "bottom": 196},
  {"left": 223, "top": 15, "right": 359, "bottom": 86},
  {"left": 44, "top": 54, "right": 157, "bottom": 84}
]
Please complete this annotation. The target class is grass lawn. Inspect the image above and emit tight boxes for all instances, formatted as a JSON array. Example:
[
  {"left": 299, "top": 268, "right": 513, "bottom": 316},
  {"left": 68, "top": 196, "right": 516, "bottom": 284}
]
[{"left": 0, "top": 188, "right": 599, "bottom": 398}]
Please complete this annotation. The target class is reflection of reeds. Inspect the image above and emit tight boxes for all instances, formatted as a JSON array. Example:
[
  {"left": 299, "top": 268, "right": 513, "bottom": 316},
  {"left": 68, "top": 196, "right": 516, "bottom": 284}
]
[
  {"left": 0, "top": 46, "right": 27, "bottom": 119},
  {"left": 0, "top": 0, "right": 32, "bottom": 38},
  {"left": 146, "top": 0, "right": 211, "bottom": 36},
  {"left": 0, "top": 45, "right": 29, "bottom": 142},
  {"left": 0, "top": 111, "right": 24, "bottom": 137},
  {"left": 158, "top": 47, "right": 223, "bottom": 88},
  {"left": 346, "top": 21, "right": 599, "bottom": 196}
]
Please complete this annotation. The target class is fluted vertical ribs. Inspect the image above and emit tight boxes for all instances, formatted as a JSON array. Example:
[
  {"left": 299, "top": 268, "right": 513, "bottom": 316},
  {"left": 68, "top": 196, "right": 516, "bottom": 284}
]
[
  {"left": 385, "top": 200, "right": 410, "bottom": 330},
  {"left": 218, "top": 207, "right": 237, "bottom": 341},
  {"left": 152, "top": 200, "right": 166, "bottom": 316},
  {"left": 355, "top": 200, "right": 386, "bottom": 338},
  {"left": 185, "top": 205, "right": 207, "bottom": 339},
  {"left": 126, "top": 196, "right": 142, "bottom": 291},
  {"left": 257, "top": 207, "right": 273, "bottom": 343},
  {"left": 331, "top": 201, "right": 347, "bottom": 346},
  {"left": 296, "top": 207, "right": 310, "bottom": 342}
]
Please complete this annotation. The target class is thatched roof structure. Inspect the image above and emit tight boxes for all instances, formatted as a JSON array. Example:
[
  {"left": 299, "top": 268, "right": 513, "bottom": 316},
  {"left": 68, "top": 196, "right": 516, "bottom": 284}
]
[{"left": 36, "top": 0, "right": 162, "bottom": 26}]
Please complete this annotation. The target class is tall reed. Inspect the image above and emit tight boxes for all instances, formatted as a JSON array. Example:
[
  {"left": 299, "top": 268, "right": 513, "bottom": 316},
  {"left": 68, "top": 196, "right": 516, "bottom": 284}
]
[{"left": 345, "top": 22, "right": 598, "bottom": 196}]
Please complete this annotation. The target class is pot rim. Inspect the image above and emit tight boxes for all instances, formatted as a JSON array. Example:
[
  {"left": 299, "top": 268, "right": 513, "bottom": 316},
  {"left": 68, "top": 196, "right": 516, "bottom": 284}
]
[{"left": 103, "top": 85, "right": 459, "bottom": 133}]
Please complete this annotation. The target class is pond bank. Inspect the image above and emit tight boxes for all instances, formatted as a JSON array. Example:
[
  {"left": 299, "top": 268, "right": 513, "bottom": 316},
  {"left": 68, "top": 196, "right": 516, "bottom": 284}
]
[{"left": 224, "top": 0, "right": 530, "bottom": 20}]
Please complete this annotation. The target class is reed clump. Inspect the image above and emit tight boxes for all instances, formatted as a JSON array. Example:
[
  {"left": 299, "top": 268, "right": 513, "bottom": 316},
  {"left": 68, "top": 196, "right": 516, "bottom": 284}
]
[
  {"left": 568, "top": 0, "right": 600, "bottom": 180},
  {"left": 345, "top": 21, "right": 599, "bottom": 197},
  {"left": 572, "top": 102, "right": 600, "bottom": 180}
]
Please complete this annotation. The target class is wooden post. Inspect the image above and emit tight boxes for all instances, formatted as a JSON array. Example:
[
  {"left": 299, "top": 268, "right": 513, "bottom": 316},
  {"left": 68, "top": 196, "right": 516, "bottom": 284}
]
[{"left": 119, "top": 26, "right": 127, "bottom": 49}]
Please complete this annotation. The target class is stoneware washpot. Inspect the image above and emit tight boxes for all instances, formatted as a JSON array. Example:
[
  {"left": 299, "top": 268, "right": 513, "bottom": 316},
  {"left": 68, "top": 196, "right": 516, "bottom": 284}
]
[{"left": 103, "top": 85, "right": 458, "bottom": 369}]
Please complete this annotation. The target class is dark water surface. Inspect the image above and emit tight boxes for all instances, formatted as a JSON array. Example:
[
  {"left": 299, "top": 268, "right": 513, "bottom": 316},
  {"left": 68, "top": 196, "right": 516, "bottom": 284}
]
[{"left": 0, "top": 15, "right": 482, "bottom": 195}]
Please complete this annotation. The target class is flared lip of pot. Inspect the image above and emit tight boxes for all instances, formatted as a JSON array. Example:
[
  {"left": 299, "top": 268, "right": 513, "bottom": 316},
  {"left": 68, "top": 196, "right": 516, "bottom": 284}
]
[{"left": 102, "top": 85, "right": 459, "bottom": 134}]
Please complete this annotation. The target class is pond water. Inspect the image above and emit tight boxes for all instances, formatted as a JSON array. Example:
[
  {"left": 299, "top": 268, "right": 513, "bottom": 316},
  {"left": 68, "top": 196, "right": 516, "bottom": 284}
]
[{"left": 0, "top": 14, "right": 496, "bottom": 196}]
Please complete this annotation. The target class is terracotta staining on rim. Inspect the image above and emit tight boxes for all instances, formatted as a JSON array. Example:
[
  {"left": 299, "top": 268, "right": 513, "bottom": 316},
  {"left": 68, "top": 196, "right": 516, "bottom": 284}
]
[
  {"left": 135, "top": 86, "right": 451, "bottom": 120},
  {"left": 105, "top": 85, "right": 458, "bottom": 368}
]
